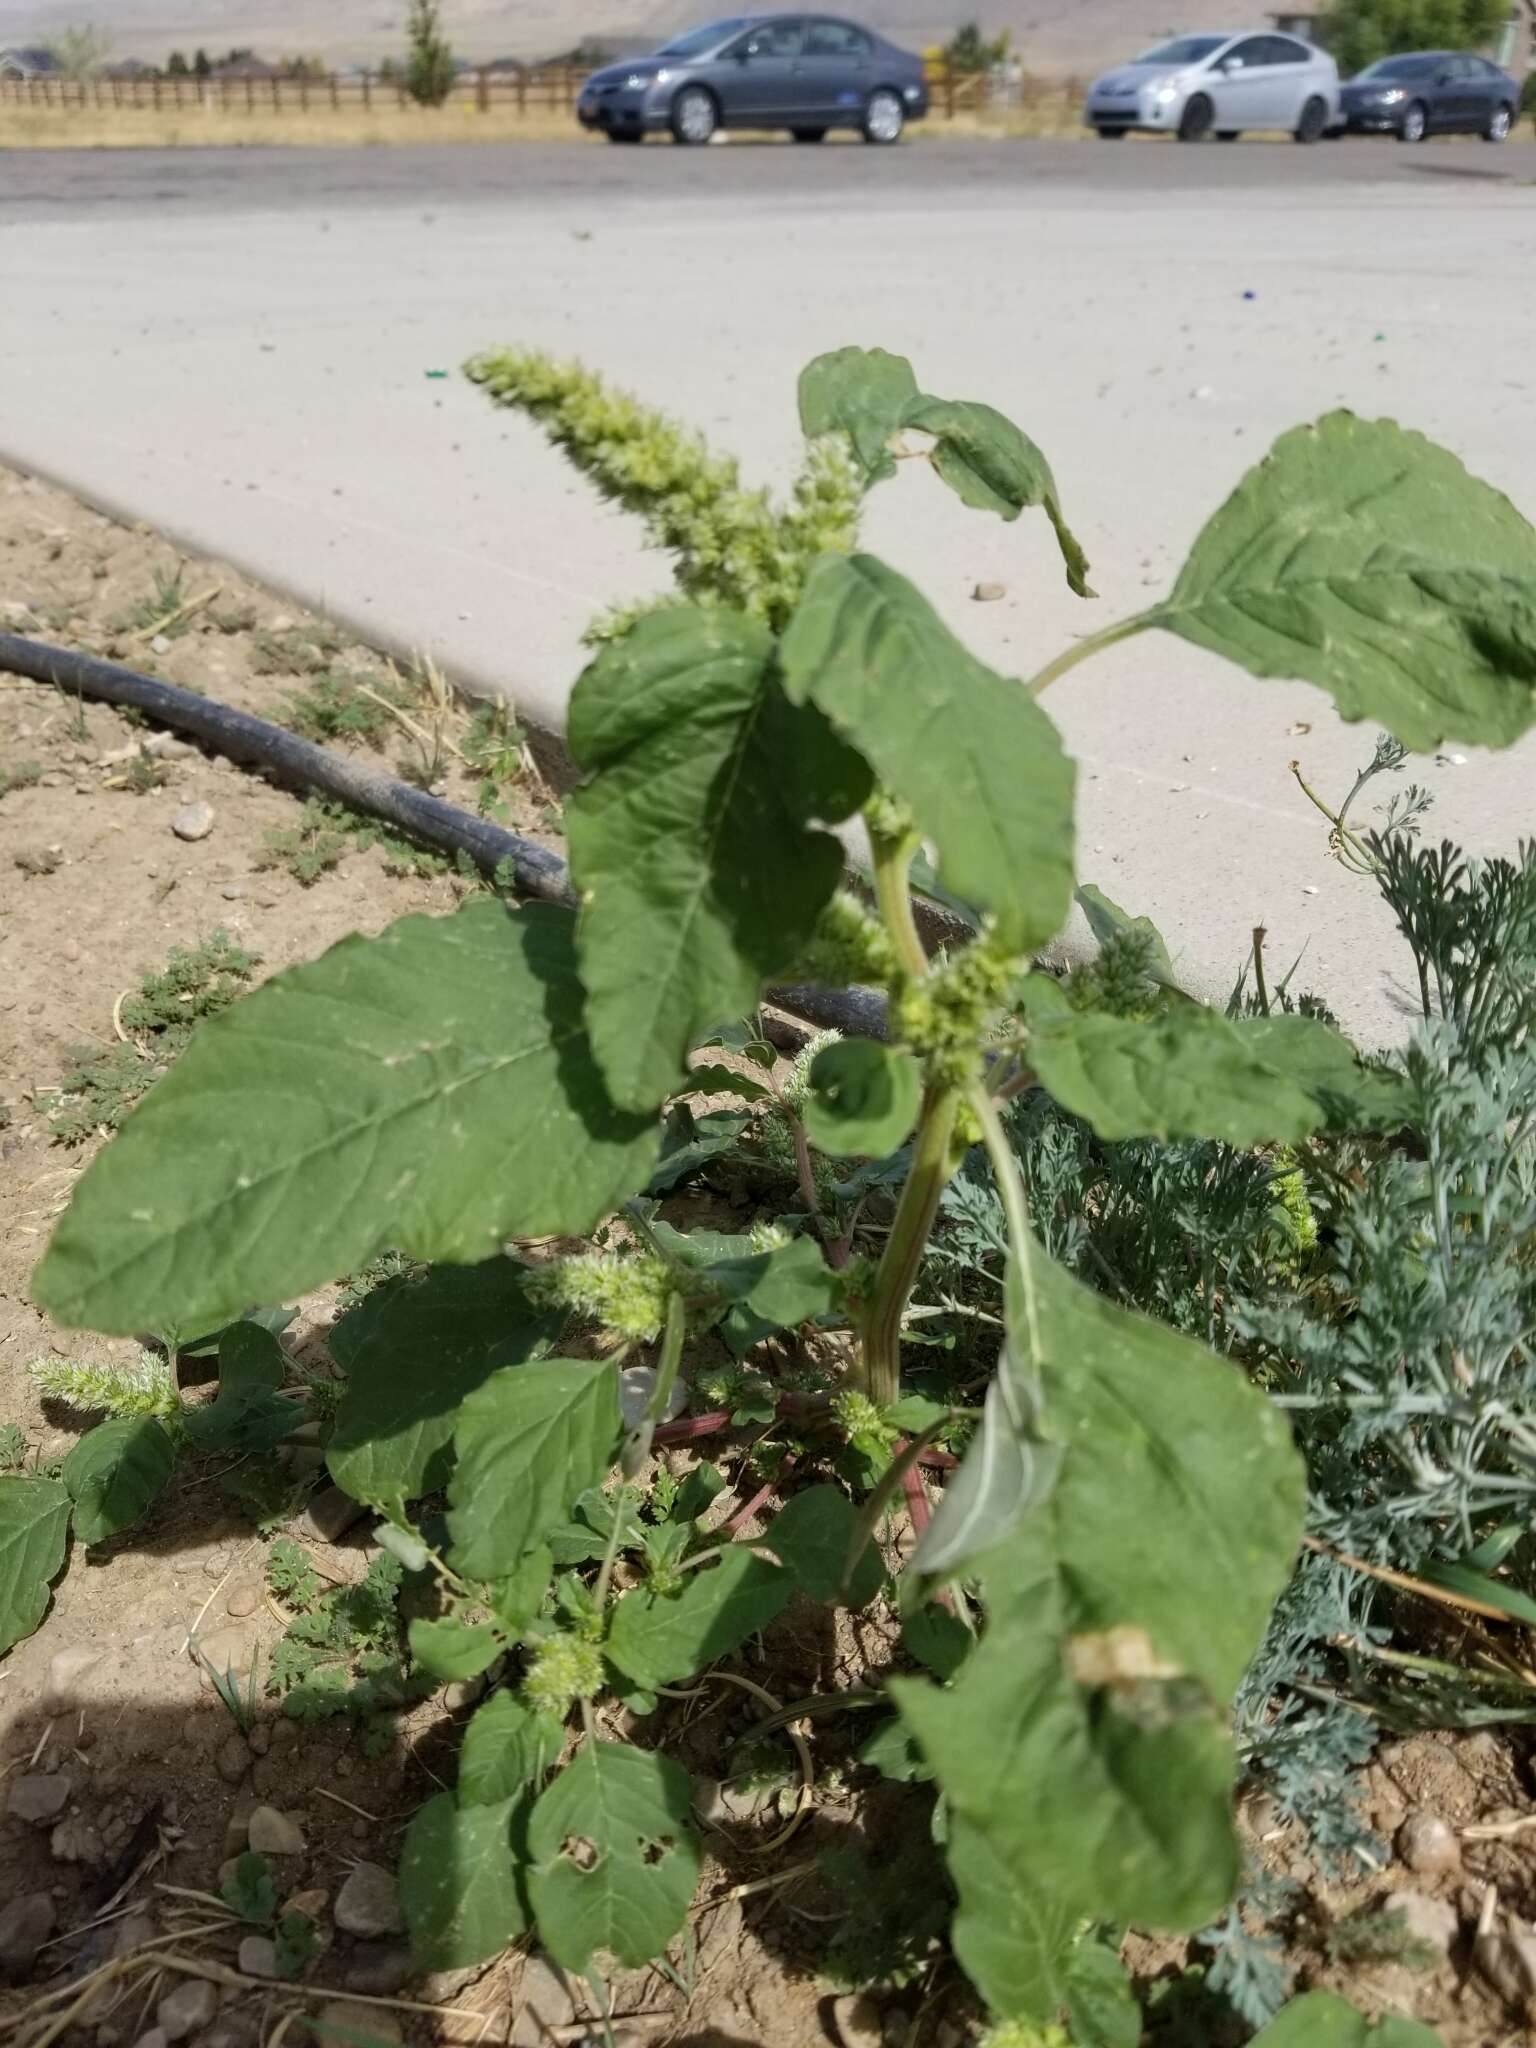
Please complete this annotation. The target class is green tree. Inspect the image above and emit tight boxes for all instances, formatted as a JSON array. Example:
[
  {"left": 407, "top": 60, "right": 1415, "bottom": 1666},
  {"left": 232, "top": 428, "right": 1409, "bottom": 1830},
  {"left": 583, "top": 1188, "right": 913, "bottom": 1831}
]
[
  {"left": 404, "top": 0, "right": 456, "bottom": 106},
  {"left": 1322, "top": 0, "right": 1508, "bottom": 74},
  {"left": 47, "top": 24, "right": 111, "bottom": 79},
  {"left": 944, "top": 21, "right": 1012, "bottom": 73},
  {"left": 166, "top": 50, "right": 189, "bottom": 76},
  {"left": 193, "top": 49, "right": 212, "bottom": 78}
]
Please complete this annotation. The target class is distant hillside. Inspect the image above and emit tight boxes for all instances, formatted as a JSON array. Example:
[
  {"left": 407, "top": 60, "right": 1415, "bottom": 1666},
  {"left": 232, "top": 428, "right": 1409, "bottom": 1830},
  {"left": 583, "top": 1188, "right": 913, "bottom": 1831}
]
[{"left": 10, "top": 3, "right": 1254, "bottom": 75}]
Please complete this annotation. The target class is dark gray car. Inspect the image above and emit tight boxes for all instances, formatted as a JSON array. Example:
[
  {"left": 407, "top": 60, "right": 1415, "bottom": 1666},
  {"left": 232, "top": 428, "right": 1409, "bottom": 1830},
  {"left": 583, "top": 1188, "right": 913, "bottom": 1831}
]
[
  {"left": 1340, "top": 50, "right": 1519, "bottom": 141},
  {"left": 576, "top": 13, "right": 930, "bottom": 145}
]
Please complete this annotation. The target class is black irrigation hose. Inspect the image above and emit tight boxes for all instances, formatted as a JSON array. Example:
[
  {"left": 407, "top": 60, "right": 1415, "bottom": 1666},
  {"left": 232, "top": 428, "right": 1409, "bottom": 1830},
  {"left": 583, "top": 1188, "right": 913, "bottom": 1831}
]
[{"left": 0, "top": 630, "right": 889, "bottom": 1043}]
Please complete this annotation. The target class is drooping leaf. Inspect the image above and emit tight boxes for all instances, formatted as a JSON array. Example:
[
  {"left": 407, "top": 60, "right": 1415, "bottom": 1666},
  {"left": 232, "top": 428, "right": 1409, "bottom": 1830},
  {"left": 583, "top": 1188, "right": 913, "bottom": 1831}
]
[
  {"left": 766, "top": 1485, "right": 885, "bottom": 1608},
  {"left": 63, "top": 1418, "right": 177, "bottom": 1546},
  {"left": 894, "top": 1240, "right": 1304, "bottom": 2017},
  {"left": 902, "top": 394, "right": 1092, "bottom": 595},
  {"left": 0, "top": 1476, "right": 72, "bottom": 1656},
  {"left": 408, "top": 1616, "right": 502, "bottom": 1682},
  {"left": 802, "top": 1039, "right": 922, "bottom": 1159},
  {"left": 182, "top": 1321, "right": 297, "bottom": 1455},
  {"left": 399, "top": 1792, "right": 529, "bottom": 1970},
  {"left": 797, "top": 344, "right": 919, "bottom": 481},
  {"left": 527, "top": 1741, "right": 701, "bottom": 1972},
  {"left": 447, "top": 1362, "right": 623, "bottom": 1581},
  {"left": 1154, "top": 413, "right": 1536, "bottom": 752},
  {"left": 327, "top": 1258, "right": 560, "bottom": 1510},
  {"left": 567, "top": 606, "right": 870, "bottom": 1111},
  {"left": 782, "top": 553, "right": 1075, "bottom": 952},
  {"left": 912, "top": 1377, "right": 1060, "bottom": 1579},
  {"left": 605, "top": 1546, "right": 791, "bottom": 1691},
  {"left": 1024, "top": 978, "right": 1404, "bottom": 1143},
  {"left": 34, "top": 900, "right": 659, "bottom": 1337},
  {"left": 647, "top": 1106, "right": 754, "bottom": 1195},
  {"left": 679, "top": 1062, "right": 772, "bottom": 1103},
  {"left": 1249, "top": 1993, "right": 1444, "bottom": 2047},
  {"left": 459, "top": 1691, "right": 563, "bottom": 1807}
]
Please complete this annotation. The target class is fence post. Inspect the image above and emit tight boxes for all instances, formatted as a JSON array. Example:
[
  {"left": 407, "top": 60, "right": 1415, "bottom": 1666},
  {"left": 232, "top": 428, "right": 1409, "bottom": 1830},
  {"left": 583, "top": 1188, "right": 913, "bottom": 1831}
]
[
  {"left": 362, "top": 69, "right": 372, "bottom": 111},
  {"left": 516, "top": 66, "right": 527, "bottom": 115},
  {"left": 477, "top": 65, "right": 489, "bottom": 113}
]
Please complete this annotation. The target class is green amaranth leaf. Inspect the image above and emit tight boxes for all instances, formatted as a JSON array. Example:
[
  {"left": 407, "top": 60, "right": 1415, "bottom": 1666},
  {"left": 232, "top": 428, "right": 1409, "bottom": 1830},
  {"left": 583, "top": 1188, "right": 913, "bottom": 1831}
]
[
  {"left": 1064, "top": 1936, "right": 1141, "bottom": 2048},
  {"left": 0, "top": 1476, "right": 72, "bottom": 1657},
  {"left": 1250, "top": 1993, "right": 1444, "bottom": 2047},
  {"left": 63, "top": 1418, "right": 177, "bottom": 1546},
  {"left": 648, "top": 1223, "right": 839, "bottom": 1356},
  {"left": 567, "top": 605, "right": 870, "bottom": 1111},
  {"left": 1154, "top": 413, "right": 1536, "bottom": 752},
  {"left": 1237, "top": 1014, "right": 1409, "bottom": 1131},
  {"left": 901, "top": 394, "right": 1092, "bottom": 595},
  {"left": 606, "top": 1546, "right": 791, "bottom": 1691},
  {"left": 647, "top": 1106, "right": 754, "bottom": 1195},
  {"left": 1075, "top": 883, "right": 1177, "bottom": 987},
  {"left": 782, "top": 552, "right": 1076, "bottom": 952},
  {"left": 527, "top": 1741, "right": 701, "bottom": 1972},
  {"left": 766, "top": 1485, "right": 884, "bottom": 1608},
  {"left": 327, "top": 1258, "right": 560, "bottom": 1511},
  {"left": 34, "top": 900, "right": 658, "bottom": 1338},
  {"left": 447, "top": 1362, "right": 623, "bottom": 1580},
  {"left": 182, "top": 1321, "right": 297, "bottom": 1456},
  {"left": 408, "top": 1617, "right": 502, "bottom": 1683},
  {"left": 802, "top": 1039, "right": 922, "bottom": 1159},
  {"left": 459, "top": 1690, "right": 563, "bottom": 1807},
  {"left": 798, "top": 344, "right": 919, "bottom": 481},
  {"left": 399, "top": 1791, "right": 529, "bottom": 1970},
  {"left": 894, "top": 1241, "right": 1304, "bottom": 2020},
  {"left": 912, "top": 1376, "right": 1060, "bottom": 1580}
]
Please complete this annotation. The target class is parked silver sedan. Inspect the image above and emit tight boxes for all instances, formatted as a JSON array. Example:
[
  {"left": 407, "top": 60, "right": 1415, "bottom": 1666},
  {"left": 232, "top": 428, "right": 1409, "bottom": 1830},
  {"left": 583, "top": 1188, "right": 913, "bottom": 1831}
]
[{"left": 1084, "top": 29, "right": 1342, "bottom": 142}]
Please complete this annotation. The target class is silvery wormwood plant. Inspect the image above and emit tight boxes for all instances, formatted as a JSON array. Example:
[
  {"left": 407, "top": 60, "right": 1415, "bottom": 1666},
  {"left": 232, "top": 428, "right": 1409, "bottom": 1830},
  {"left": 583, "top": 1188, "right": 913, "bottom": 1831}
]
[{"left": 9, "top": 342, "right": 1536, "bottom": 2037}]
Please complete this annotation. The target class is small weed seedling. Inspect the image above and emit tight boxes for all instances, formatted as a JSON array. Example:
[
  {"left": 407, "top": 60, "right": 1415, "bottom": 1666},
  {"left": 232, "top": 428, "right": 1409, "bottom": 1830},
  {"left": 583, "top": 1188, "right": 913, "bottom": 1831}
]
[{"left": 20, "top": 342, "right": 1536, "bottom": 2043}]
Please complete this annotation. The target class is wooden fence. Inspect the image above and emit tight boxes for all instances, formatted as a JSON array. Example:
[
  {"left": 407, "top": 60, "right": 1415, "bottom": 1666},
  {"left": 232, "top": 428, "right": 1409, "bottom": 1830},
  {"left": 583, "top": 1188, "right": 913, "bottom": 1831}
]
[{"left": 0, "top": 63, "right": 1080, "bottom": 123}]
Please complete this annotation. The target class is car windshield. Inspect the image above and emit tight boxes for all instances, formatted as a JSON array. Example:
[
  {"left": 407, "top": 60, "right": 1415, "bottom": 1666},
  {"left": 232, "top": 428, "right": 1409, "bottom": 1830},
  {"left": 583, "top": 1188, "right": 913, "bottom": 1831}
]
[
  {"left": 656, "top": 18, "right": 751, "bottom": 56},
  {"left": 1136, "top": 36, "right": 1227, "bottom": 64},
  {"left": 1358, "top": 54, "right": 1438, "bottom": 78}
]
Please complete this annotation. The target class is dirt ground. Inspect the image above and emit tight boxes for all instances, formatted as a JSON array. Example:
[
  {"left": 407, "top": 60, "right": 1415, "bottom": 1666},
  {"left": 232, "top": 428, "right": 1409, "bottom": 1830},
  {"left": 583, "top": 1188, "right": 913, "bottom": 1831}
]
[{"left": 2, "top": 462, "right": 1534, "bottom": 2048}]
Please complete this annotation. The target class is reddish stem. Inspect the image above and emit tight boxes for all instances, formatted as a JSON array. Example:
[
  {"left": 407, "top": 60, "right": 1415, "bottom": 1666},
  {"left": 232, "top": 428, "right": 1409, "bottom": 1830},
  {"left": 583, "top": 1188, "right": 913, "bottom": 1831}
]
[
  {"left": 900, "top": 1455, "right": 932, "bottom": 1541},
  {"left": 726, "top": 1453, "right": 797, "bottom": 1538}
]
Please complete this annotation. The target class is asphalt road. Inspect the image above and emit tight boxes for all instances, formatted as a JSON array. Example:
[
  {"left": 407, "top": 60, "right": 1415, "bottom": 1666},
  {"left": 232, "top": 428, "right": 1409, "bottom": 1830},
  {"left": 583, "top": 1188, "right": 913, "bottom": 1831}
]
[
  {"left": 2, "top": 138, "right": 1534, "bottom": 1039},
  {"left": 2, "top": 134, "right": 1534, "bottom": 218}
]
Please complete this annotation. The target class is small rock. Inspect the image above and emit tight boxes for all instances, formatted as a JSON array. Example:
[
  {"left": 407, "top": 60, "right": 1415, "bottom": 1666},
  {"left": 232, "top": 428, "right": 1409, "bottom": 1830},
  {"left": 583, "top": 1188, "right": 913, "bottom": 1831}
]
[
  {"left": 134, "top": 2031, "right": 168, "bottom": 2048},
  {"left": 831, "top": 1991, "right": 885, "bottom": 2048},
  {"left": 151, "top": 634, "right": 173, "bottom": 655},
  {"left": 248, "top": 1806, "right": 305, "bottom": 1856},
  {"left": 45, "top": 1644, "right": 103, "bottom": 1708},
  {"left": 218, "top": 1858, "right": 244, "bottom": 1893},
  {"left": 51, "top": 1815, "right": 105, "bottom": 1864},
  {"left": 442, "top": 1677, "right": 486, "bottom": 1714},
  {"left": 7, "top": 1774, "right": 71, "bottom": 1824},
  {"left": 224, "top": 1582, "right": 261, "bottom": 1620},
  {"left": 215, "top": 1735, "right": 250, "bottom": 1786},
  {"left": 302, "top": 1485, "right": 366, "bottom": 1544},
  {"left": 62, "top": 936, "right": 83, "bottom": 961},
  {"left": 340, "top": 1942, "right": 413, "bottom": 1996},
  {"left": 1386, "top": 1890, "right": 1458, "bottom": 1956},
  {"left": 971, "top": 581, "right": 1006, "bottom": 602},
  {"left": 157, "top": 1979, "right": 217, "bottom": 2040},
  {"left": 196, "top": 1627, "right": 258, "bottom": 1682},
  {"left": 511, "top": 1955, "right": 577, "bottom": 2045},
  {"left": 171, "top": 802, "right": 215, "bottom": 843},
  {"left": 248, "top": 1724, "right": 270, "bottom": 1756},
  {"left": 316, "top": 2005, "right": 401, "bottom": 2047},
  {"left": 199, "top": 2020, "right": 260, "bottom": 2048},
  {"left": 220, "top": 885, "right": 245, "bottom": 901},
  {"left": 203, "top": 1551, "right": 232, "bottom": 1579},
  {"left": 694, "top": 1775, "right": 726, "bottom": 1824},
  {"left": 0, "top": 1893, "right": 57, "bottom": 1980},
  {"left": 618, "top": 1365, "right": 686, "bottom": 1429},
  {"left": 334, "top": 1861, "right": 405, "bottom": 1939},
  {"left": 237, "top": 1935, "right": 278, "bottom": 1979},
  {"left": 1398, "top": 1812, "right": 1460, "bottom": 1877},
  {"left": 111, "top": 1912, "right": 158, "bottom": 1958},
  {"left": 284, "top": 1888, "right": 328, "bottom": 1921}
]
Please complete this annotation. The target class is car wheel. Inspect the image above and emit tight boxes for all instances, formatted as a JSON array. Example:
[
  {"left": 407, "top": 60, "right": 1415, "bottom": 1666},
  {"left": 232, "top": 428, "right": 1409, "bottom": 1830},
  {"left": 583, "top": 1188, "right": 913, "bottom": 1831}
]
[
  {"left": 1293, "top": 96, "right": 1326, "bottom": 144},
  {"left": 669, "top": 85, "right": 718, "bottom": 145},
  {"left": 1398, "top": 100, "right": 1428, "bottom": 143},
  {"left": 791, "top": 127, "right": 828, "bottom": 143},
  {"left": 863, "top": 88, "right": 905, "bottom": 143},
  {"left": 1483, "top": 103, "right": 1513, "bottom": 143},
  {"left": 1216, "top": 129, "right": 1240, "bottom": 141},
  {"left": 1177, "top": 93, "right": 1213, "bottom": 141},
  {"left": 1095, "top": 125, "right": 1127, "bottom": 139}
]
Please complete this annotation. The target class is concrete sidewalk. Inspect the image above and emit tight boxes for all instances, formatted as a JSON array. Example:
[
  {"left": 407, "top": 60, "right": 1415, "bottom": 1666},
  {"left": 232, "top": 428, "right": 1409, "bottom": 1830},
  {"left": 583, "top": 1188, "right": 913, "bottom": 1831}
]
[{"left": 2, "top": 143, "right": 1533, "bottom": 1041}]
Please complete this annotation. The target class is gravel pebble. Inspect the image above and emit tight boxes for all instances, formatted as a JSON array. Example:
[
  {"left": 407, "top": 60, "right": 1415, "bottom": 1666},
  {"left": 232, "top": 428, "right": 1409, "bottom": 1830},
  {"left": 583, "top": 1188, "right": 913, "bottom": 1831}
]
[
  {"left": 237, "top": 1935, "right": 278, "bottom": 1980},
  {"left": 7, "top": 1774, "right": 71, "bottom": 1824},
  {"left": 1387, "top": 1890, "right": 1458, "bottom": 1956},
  {"left": 1398, "top": 1812, "right": 1461, "bottom": 1877},
  {"left": 215, "top": 1735, "right": 250, "bottom": 1786},
  {"left": 171, "top": 801, "right": 215, "bottom": 842},
  {"left": 316, "top": 2005, "right": 402, "bottom": 2047},
  {"left": 157, "top": 1979, "right": 217, "bottom": 2040},
  {"left": 44, "top": 1644, "right": 103, "bottom": 1708},
  {"left": 831, "top": 1991, "right": 885, "bottom": 2048},
  {"left": 224, "top": 1582, "right": 261, "bottom": 1619},
  {"left": 247, "top": 1806, "right": 305, "bottom": 1856},
  {"left": 0, "top": 1893, "right": 57, "bottom": 1980},
  {"left": 333, "top": 1861, "right": 405, "bottom": 1939},
  {"left": 971, "top": 581, "right": 1006, "bottom": 602},
  {"left": 302, "top": 1485, "right": 366, "bottom": 1544}
]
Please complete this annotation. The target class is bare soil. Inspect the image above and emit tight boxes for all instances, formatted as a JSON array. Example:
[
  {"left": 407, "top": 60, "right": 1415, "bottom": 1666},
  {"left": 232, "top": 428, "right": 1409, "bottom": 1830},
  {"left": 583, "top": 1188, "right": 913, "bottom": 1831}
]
[{"left": 2, "top": 462, "right": 1534, "bottom": 2048}]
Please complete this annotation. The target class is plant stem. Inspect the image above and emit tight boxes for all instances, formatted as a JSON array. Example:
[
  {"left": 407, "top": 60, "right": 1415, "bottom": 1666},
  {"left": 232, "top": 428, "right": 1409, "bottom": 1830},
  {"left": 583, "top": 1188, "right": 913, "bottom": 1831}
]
[
  {"left": 860, "top": 1087, "right": 961, "bottom": 1405},
  {"left": 592, "top": 1486, "right": 631, "bottom": 1617},
  {"left": 1252, "top": 926, "right": 1270, "bottom": 1016},
  {"left": 1025, "top": 613, "right": 1150, "bottom": 697},
  {"left": 870, "top": 826, "right": 928, "bottom": 982},
  {"left": 841, "top": 1418, "right": 952, "bottom": 1596}
]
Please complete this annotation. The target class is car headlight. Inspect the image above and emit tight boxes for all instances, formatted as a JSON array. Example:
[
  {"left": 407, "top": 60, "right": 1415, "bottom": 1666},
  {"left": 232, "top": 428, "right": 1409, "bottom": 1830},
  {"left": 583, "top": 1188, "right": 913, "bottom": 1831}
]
[
  {"left": 1378, "top": 87, "right": 1404, "bottom": 102},
  {"left": 653, "top": 68, "right": 672, "bottom": 85},
  {"left": 1154, "top": 84, "right": 1178, "bottom": 104},
  {"left": 903, "top": 83, "right": 922, "bottom": 100},
  {"left": 624, "top": 72, "right": 649, "bottom": 89}
]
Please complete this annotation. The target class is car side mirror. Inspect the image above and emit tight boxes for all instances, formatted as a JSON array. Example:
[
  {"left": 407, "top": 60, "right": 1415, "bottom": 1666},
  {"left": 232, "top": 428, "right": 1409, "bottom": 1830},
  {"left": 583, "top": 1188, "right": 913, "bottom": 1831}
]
[{"left": 1218, "top": 56, "right": 1241, "bottom": 73}]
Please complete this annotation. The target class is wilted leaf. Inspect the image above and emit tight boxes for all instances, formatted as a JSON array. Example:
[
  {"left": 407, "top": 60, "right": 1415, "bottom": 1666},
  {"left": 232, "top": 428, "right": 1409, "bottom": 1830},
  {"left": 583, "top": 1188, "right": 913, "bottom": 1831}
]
[
  {"left": 34, "top": 901, "right": 658, "bottom": 1337},
  {"left": 782, "top": 553, "right": 1075, "bottom": 951},
  {"left": 798, "top": 344, "right": 919, "bottom": 481},
  {"left": 567, "top": 606, "right": 869, "bottom": 1111},
  {"left": 902, "top": 394, "right": 1091, "bottom": 594},
  {"left": 447, "top": 1362, "right": 622, "bottom": 1580},
  {"left": 527, "top": 1742, "right": 701, "bottom": 1971},
  {"left": 63, "top": 1418, "right": 176, "bottom": 1546},
  {"left": 1155, "top": 413, "right": 1536, "bottom": 752}
]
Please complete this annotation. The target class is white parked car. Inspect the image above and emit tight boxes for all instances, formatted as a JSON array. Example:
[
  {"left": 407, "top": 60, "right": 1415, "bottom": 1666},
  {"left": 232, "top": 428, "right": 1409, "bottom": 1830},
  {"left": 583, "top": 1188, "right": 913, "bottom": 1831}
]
[{"left": 1084, "top": 30, "right": 1342, "bottom": 142}]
